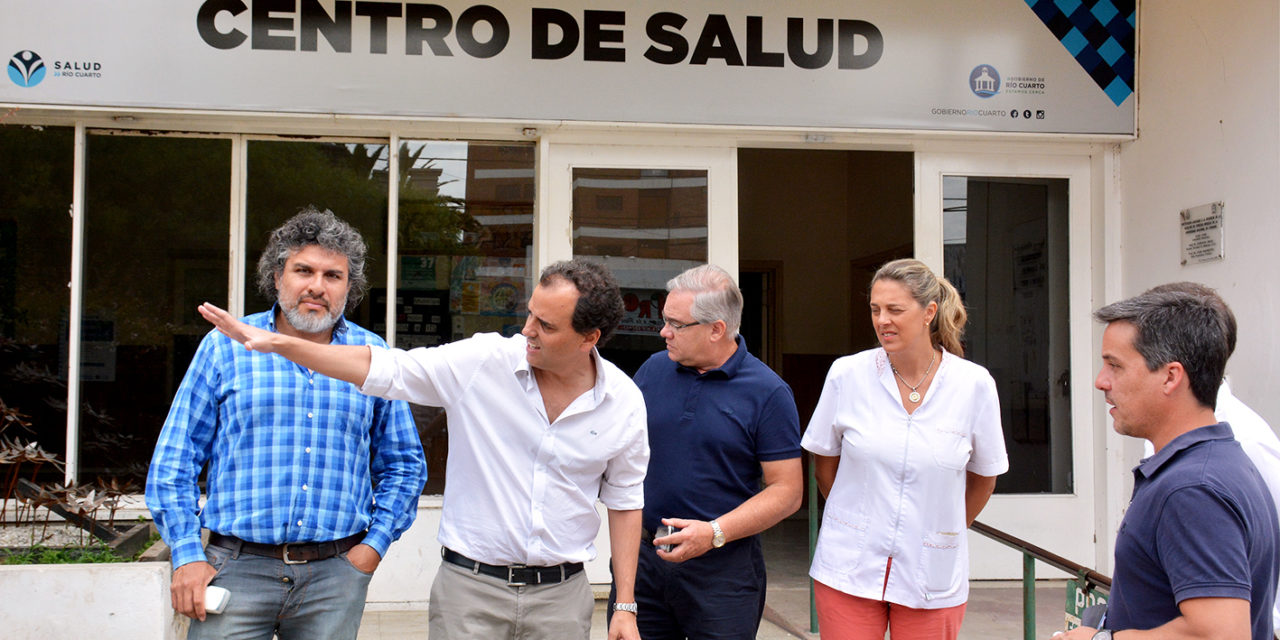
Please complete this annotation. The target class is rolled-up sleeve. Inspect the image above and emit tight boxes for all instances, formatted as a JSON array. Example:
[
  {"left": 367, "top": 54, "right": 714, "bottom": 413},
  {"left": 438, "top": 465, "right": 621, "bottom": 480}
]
[{"left": 599, "top": 403, "right": 649, "bottom": 510}]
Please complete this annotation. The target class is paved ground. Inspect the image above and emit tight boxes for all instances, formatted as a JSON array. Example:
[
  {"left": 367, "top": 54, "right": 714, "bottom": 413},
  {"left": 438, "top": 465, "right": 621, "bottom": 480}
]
[
  {"left": 358, "top": 581, "right": 1067, "bottom": 639},
  {"left": 358, "top": 518, "right": 1071, "bottom": 639}
]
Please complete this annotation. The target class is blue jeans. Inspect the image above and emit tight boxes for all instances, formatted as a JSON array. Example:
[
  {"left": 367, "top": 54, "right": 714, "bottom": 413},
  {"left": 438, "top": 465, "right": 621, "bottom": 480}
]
[{"left": 186, "top": 541, "right": 374, "bottom": 640}]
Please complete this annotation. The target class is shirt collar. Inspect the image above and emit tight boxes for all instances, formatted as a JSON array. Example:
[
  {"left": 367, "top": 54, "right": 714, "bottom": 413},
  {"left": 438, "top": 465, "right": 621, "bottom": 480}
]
[
  {"left": 267, "top": 302, "right": 349, "bottom": 343},
  {"left": 587, "top": 348, "right": 608, "bottom": 402},
  {"left": 513, "top": 335, "right": 610, "bottom": 403},
  {"left": 675, "top": 334, "right": 748, "bottom": 379},
  {"left": 1135, "top": 422, "right": 1234, "bottom": 479},
  {"left": 874, "top": 345, "right": 953, "bottom": 381},
  {"left": 513, "top": 334, "right": 534, "bottom": 381}
]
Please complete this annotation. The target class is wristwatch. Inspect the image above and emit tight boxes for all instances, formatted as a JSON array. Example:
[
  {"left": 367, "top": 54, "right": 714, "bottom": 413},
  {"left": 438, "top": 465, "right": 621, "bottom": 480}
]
[
  {"left": 1091, "top": 630, "right": 1112, "bottom": 640},
  {"left": 710, "top": 519, "right": 726, "bottom": 548},
  {"left": 613, "top": 602, "right": 638, "bottom": 614}
]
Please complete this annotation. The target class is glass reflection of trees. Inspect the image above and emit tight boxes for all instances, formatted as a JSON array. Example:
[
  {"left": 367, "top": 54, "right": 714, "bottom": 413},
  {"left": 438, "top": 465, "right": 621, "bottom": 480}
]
[
  {"left": 394, "top": 141, "right": 536, "bottom": 495},
  {"left": 80, "top": 134, "right": 231, "bottom": 483},
  {"left": 0, "top": 131, "right": 535, "bottom": 491},
  {"left": 0, "top": 125, "right": 74, "bottom": 483}
]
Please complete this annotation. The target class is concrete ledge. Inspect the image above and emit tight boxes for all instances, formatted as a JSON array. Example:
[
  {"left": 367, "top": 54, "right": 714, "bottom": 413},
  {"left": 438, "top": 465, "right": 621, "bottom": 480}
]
[{"left": 0, "top": 561, "right": 186, "bottom": 640}]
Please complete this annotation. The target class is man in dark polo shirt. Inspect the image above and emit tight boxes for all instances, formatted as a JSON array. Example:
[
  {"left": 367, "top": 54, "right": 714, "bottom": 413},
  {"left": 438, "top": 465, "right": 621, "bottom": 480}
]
[
  {"left": 1059, "top": 288, "right": 1278, "bottom": 640},
  {"left": 610, "top": 263, "right": 803, "bottom": 639}
]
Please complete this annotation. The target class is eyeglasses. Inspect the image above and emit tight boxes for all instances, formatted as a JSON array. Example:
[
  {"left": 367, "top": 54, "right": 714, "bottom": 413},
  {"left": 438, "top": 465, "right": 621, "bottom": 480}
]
[{"left": 662, "top": 317, "right": 702, "bottom": 331}]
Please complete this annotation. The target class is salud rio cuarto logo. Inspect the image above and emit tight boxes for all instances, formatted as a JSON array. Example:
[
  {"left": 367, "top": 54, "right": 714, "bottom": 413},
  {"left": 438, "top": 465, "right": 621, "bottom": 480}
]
[
  {"left": 8, "top": 50, "right": 46, "bottom": 87},
  {"left": 969, "top": 64, "right": 1000, "bottom": 98}
]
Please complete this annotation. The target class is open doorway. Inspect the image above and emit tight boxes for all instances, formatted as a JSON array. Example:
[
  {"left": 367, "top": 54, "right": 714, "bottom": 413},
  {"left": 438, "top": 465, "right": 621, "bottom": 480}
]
[
  {"left": 738, "top": 148, "right": 914, "bottom": 449},
  {"left": 737, "top": 148, "right": 915, "bottom": 626}
]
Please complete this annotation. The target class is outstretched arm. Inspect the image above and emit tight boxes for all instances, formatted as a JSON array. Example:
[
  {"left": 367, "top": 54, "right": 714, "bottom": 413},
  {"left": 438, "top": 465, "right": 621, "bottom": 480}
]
[{"left": 198, "top": 302, "right": 372, "bottom": 385}]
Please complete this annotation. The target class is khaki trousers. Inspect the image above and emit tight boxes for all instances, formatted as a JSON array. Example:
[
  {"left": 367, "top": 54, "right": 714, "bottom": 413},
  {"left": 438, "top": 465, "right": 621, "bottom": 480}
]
[{"left": 428, "top": 560, "right": 594, "bottom": 639}]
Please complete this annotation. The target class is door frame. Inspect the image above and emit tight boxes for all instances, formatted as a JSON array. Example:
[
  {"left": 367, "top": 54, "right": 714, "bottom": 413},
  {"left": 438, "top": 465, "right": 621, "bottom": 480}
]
[
  {"left": 539, "top": 139, "right": 738, "bottom": 583},
  {"left": 916, "top": 151, "right": 1101, "bottom": 578},
  {"left": 740, "top": 259, "right": 783, "bottom": 373}
]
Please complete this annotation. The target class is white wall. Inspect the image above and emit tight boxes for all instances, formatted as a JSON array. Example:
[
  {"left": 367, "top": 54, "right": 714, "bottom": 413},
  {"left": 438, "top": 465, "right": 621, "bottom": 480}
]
[{"left": 1117, "top": 1, "right": 1280, "bottom": 422}]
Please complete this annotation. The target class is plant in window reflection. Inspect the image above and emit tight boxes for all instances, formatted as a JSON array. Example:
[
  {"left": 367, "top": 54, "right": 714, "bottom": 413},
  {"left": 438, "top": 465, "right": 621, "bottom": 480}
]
[
  {"left": 0, "top": 341, "right": 139, "bottom": 485},
  {"left": 0, "top": 402, "right": 64, "bottom": 530},
  {"left": 0, "top": 395, "right": 152, "bottom": 562}
]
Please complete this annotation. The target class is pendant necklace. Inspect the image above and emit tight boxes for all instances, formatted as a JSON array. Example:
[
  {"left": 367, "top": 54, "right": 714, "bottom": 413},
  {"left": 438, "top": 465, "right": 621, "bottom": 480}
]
[{"left": 890, "top": 350, "right": 937, "bottom": 404}]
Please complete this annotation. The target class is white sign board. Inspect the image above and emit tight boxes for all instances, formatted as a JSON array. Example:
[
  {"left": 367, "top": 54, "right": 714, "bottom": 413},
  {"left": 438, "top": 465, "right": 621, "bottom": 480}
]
[
  {"left": 1180, "top": 202, "right": 1225, "bottom": 266},
  {"left": 1, "top": 0, "right": 1135, "bottom": 134}
]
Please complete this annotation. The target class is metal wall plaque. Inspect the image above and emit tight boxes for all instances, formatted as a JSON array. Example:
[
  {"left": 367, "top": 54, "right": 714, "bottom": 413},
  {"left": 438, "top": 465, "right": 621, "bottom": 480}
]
[{"left": 1180, "top": 202, "right": 1225, "bottom": 266}]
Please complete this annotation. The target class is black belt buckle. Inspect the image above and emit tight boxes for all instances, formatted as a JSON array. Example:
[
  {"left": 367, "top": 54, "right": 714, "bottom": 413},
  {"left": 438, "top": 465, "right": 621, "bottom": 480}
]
[
  {"left": 507, "top": 564, "right": 530, "bottom": 586},
  {"left": 282, "top": 542, "right": 308, "bottom": 565}
]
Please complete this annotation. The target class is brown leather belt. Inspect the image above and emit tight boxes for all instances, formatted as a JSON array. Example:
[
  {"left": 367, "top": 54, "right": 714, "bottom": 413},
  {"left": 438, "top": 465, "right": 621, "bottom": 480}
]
[
  {"left": 441, "top": 547, "right": 583, "bottom": 587},
  {"left": 209, "top": 532, "right": 364, "bottom": 565}
]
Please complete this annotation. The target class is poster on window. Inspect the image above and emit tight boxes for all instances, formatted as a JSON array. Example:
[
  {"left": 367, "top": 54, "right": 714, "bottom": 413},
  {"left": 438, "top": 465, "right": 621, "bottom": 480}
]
[{"left": 615, "top": 288, "right": 667, "bottom": 337}]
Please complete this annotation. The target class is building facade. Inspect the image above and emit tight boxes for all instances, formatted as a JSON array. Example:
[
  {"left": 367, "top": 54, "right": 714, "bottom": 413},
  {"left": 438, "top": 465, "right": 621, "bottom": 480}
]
[{"left": 2, "top": 0, "right": 1277, "bottom": 608}]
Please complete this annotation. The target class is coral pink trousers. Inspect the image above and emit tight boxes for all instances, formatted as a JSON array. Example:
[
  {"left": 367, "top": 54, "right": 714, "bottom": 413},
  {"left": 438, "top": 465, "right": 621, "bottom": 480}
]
[{"left": 813, "top": 579, "right": 967, "bottom": 640}]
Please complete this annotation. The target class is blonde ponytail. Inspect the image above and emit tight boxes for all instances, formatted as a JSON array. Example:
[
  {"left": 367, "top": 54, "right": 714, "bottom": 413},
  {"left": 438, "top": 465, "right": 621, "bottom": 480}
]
[{"left": 932, "top": 276, "right": 967, "bottom": 356}]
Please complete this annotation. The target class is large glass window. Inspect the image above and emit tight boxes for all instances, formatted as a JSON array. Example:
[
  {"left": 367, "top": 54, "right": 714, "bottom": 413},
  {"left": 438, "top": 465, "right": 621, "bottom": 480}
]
[
  {"left": 245, "top": 140, "right": 390, "bottom": 331},
  {"left": 81, "top": 134, "right": 231, "bottom": 483},
  {"left": 943, "top": 176, "right": 1072, "bottom": 494},
  {"left": 0, "top": 125, "right": 74, "bottom": 483},
  {"left": 390, "top": 141, "right": 535, "bottom": 494},
  {"left": 9, "top": 132, "right": 535, "bottom": 493},
  {"left": 571, "top": 168, "right": 708, "bottom": 374}
]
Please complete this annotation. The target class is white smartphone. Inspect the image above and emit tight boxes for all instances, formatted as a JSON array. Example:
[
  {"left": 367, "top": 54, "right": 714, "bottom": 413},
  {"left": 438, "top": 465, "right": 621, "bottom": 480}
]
[{"left": 205, "top": 585, "right": 230, "bottom": 615}]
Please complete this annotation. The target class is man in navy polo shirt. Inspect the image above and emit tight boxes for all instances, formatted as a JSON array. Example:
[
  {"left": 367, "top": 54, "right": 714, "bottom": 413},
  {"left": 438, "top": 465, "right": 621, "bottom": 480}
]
[
  {"left": 611, "top": 264, "right": 803, "bottom": 639},
  {"left": 1060, "top": 288, "right": 1278, "bottom": 640}
]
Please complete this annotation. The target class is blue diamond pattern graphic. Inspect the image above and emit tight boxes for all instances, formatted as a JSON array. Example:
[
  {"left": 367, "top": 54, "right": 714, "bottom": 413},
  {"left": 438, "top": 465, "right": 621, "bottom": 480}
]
[
  {"left": 1025, "top": 0, "right": 1135, "bottom": 106},
  {"left": 1091, "top": 0, "right": 1119, "bottom": 25},
  {"left": 1097, "top": 37, "right": 1125, "bottom": 65},
  {"left": 1062, "top": 28, "right": 1089, "bottom": 56}
]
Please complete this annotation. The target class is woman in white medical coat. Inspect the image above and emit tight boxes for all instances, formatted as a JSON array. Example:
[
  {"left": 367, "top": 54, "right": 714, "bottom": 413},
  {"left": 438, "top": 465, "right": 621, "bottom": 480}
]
[{"left": 802, "top": 259, "right": 1008, "bottom": 640}]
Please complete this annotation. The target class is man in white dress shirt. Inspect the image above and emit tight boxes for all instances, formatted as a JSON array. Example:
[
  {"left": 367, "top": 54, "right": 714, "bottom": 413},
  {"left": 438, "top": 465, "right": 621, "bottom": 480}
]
[
  {"left": 199, "top": 259, "right": 648, "bottom": 640},
  {"left": 1140, "top": 282, "right": 1280, "bottom": 636}
]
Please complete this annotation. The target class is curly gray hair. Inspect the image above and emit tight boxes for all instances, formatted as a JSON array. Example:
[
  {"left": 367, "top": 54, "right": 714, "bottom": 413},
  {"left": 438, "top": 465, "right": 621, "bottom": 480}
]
[{"left": 256, "top": 207, "right": 369, "bottom": 310}]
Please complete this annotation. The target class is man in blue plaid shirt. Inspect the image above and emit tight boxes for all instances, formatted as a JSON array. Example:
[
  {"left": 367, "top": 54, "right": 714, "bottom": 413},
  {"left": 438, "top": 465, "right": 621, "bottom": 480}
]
[{"left": 145, "top": 208, "right": 427, "bottom": 639}]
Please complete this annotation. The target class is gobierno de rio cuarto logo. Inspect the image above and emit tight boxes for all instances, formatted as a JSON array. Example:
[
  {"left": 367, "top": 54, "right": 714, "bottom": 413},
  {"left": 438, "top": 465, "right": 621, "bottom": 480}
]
[
  {"left": 8, "top": 50, "right": 46, "bottom": 87},
  {"left": 969, "top": 64, "right": 1000, "bottom": 98}
]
